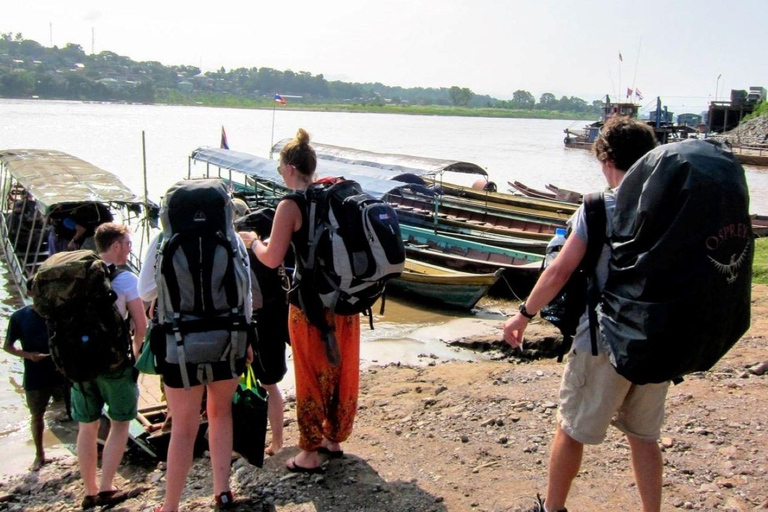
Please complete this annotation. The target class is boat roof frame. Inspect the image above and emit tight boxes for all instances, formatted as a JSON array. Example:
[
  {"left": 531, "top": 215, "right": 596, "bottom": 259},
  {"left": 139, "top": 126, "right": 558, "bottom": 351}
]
[
  {"left": 269, "top": 139, "right": 488, "bottom": 179},
  {"left": 0, "top": 149, "right": 148, "bottom": 215},
  {"left": 189, "top": 147, "right": 434, "bottom": 200}
]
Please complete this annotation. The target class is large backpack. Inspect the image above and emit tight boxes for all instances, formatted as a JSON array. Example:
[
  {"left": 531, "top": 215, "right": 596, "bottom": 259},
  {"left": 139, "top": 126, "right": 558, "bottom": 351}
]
[
  {"left": 598, "top": 139, "right": 753, "bottom": 384},
  {"left": 540, "top": 193, "right": 606, "bottom": 361},
  {"left": 291, "top": 177, "right": 405, "bottom": 363},
  {"left": 154, "top": 179, "right": 251, "bottom": 389},
  {"left": 31, "top": 250, "right": 131, "bottom": 382}
]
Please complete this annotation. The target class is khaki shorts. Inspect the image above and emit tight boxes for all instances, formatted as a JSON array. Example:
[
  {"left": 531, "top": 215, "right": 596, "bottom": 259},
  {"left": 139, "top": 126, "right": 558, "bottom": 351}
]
[{"left": 557, "top": 350, "right": 670, "bottom": 444}]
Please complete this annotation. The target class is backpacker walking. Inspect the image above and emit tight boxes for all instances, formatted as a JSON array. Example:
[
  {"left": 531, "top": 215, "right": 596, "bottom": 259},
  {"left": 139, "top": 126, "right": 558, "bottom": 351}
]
[
  {"left": 503, "top": 118, "right": 663, "bottom": 512},
  {"left": 244, "top": 128, "right": 363, "bottom": 474},
  {"left": 505, "top": 117, "right": 754, "bottom": 512}
]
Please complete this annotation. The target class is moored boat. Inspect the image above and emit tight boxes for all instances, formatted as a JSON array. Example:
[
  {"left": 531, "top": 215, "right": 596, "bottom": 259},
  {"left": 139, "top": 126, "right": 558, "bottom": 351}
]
[
  {"left": 389, "top": 192, "right": 558, "bottom": 242},
  {"left": 0, "top": 149, "right": 157, "bottom": 301},
  {"left": 401, "top": 224, "right": 542, "bottom": 297},
  {"left": 0, "top": 148, "right": 166, "bottom": 457},
  {"left": 752, "top": 214, "right": 768, "bottom": 237},
  {"left": 387, "top": 259, "right": 503, "bottom": 310}
]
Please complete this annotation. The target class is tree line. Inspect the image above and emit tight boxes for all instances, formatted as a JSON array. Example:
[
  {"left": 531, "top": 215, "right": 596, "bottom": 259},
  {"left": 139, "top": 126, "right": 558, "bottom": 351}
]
[{"left": 0, "top": 33, "right": 604, "bottom": 115}]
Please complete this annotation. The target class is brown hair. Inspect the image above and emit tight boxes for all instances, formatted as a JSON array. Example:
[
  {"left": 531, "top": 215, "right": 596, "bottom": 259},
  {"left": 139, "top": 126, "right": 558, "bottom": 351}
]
[
  {"left": 279, "top": 128, "right": 317, "bottom": 177},
  {"left": 94, "top": 222, "right": 130, "bottom": 253},
  {"left": 593, "top": 117, "right": 657, "bottom": 172}
]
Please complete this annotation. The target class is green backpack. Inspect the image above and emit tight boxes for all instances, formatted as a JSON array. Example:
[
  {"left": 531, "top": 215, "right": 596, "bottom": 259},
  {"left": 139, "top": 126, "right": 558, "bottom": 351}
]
[{"left": 31, "top": 250, "right": 131, "bottom": 382}]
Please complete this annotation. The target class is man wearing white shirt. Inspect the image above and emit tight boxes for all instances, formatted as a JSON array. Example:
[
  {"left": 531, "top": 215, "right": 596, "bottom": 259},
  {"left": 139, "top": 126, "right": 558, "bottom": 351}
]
[{"left": 72, "top": 222, "right": 147, "bottom": 509}]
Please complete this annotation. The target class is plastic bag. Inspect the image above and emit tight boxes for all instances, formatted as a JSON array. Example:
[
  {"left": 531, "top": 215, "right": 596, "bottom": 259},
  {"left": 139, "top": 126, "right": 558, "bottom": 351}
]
[{"left": 232, "top": 365, "right": 268, "bottom": 467}]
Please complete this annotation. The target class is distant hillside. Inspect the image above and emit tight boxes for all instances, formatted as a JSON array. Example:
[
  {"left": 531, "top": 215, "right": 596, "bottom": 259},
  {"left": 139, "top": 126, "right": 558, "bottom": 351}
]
[{"left": 0, "top": 32, "right": 602, "bottom": 118}]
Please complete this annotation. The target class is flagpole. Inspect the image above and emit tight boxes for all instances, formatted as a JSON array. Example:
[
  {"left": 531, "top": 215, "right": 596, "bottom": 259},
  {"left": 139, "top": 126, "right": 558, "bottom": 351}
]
[
  {"left": 631, "top": 40, "right": 642, "bottom": 100},
  {"left": 270, "top": 102, "right": 276, "bottom": 159}
]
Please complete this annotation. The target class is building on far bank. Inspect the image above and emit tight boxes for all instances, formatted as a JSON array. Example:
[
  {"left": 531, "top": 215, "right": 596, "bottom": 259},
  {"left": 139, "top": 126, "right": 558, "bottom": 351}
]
[
  {"left": 678, "top": 113, "right": 702, "bottom": 127},
  {"left": 708, "top": 85, "right": 765, "bottom": 133}
]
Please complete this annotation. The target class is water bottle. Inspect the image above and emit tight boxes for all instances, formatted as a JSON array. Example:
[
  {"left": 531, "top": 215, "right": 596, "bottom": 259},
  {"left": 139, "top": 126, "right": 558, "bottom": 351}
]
[{"left": 544, "top": 228, "right": 567, "bottom": 268}]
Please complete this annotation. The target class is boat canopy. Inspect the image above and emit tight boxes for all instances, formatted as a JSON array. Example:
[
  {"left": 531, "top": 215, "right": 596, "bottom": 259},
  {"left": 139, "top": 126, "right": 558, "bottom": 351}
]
[
  {"left": 190, "top": 147, "right": 432, "bottom": 199},
  {"left": 270, "top": 139, "right": 488, "bottom": 179},
  {"left": 0, "top": 149, "right": 148, "bottom": 214}
]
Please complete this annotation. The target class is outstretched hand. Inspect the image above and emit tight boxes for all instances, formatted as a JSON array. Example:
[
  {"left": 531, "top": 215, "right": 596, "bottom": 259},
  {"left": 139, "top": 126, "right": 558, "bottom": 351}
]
[{"left": 503, "top": 313, "right": 529, "bottom": 349}]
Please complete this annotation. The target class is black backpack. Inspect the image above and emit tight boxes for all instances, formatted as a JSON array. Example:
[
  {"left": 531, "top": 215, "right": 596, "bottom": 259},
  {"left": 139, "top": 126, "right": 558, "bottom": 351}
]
[
  {"left": 154, "top": 179, "right": 251, "bottom": 389},
  {"left": 540, "top": 193, "right": 606, "bottom": 361},
  {"left": 31, "top": 250, "right": 131, "bottom": 382},
  {"left": 598, "top": 139, "right": 753, "bottom": 384},
  {"left": 291, "top": 177, "right": 405, "bottom": 364}
]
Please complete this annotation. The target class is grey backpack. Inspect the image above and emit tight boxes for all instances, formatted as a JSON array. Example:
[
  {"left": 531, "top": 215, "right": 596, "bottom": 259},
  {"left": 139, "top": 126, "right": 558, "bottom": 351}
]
[{"left": 154, "top": 179, "right": 252, "bottom": 388}]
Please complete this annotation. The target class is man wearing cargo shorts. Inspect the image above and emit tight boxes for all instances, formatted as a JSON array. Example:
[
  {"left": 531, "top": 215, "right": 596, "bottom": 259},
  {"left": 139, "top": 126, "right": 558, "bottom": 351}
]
[
  {"left": 71, "top": 223, "right": 147, "bottom": 509},
  {"left": 504, "top": 117, "right": 665, "bottom": 512}
]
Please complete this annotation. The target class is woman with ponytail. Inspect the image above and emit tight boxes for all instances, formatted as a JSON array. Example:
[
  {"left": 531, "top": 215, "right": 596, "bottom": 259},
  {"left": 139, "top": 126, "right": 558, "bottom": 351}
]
[{"left": 244, "top": 128, "right": 361, "bottom": 473}]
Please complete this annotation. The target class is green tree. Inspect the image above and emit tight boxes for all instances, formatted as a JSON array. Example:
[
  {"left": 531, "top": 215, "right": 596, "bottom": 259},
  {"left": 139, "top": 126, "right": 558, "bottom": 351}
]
[
  {"left": 538, "top": 92, "right": 557, "bottom": 110},
  {"left": 511, "top": 90, "right": 535, "bottom": 109},
  {"left": 0, "top": 71, "right": 35, "bottom": 96},
  {"left": 448, "top": 86, "right": 474, "bottom": 107}
]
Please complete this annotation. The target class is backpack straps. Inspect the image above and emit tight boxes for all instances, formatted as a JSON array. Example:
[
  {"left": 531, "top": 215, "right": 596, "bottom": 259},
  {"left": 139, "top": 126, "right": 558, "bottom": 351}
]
[{"left": 582, "top": 192, "right": 607, "bottom": 356}]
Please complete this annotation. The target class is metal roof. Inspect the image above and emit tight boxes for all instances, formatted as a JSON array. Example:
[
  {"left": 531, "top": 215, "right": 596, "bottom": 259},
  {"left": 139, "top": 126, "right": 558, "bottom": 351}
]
[
  {"left": 190, "top": 147, "right": 432, "bottom": 200},
  {"left": 0, "top": 149, "right": 146, "bottom": 214},
  {"left": 270, "top": 139, "right": 488, "bottom": 178}
]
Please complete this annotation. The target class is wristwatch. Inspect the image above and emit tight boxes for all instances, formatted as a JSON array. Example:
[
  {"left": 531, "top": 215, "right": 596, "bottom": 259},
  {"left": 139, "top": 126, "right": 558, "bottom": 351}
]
[{"left": 518, "top": 302, "right": 536, "bottom": 320}]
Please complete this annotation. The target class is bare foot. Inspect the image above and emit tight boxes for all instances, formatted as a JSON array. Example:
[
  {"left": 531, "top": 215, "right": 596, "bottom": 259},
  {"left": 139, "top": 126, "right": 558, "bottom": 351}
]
[
  {"left": 265, "top": 438, "right": 283, "bottom": 457},
  {"left": 30, "top": 457, "right": 48, "bottom": 471}
]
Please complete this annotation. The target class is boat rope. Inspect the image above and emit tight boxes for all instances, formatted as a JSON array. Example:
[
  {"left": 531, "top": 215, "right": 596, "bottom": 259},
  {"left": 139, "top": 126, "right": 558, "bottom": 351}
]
[{"left": 499, "top": 273, "right": 523, "bottom": 302}]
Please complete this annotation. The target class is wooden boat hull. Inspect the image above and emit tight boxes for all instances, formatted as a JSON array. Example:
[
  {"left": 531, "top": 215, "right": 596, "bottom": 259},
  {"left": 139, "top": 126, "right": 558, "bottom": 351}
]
[
  {"left": 430, "top": 180, "right": 578, "bottom": 216},
  {"left": 387, "top": 259, "right": 502, "bottom": 310},
  {"left": 389, "top": 194, "right": 559, "bottom": 242},
  {"left": 752, "top": 214, "right": 768, "bottom": 237},
  {"left": 508, "top": 180, "right": 556, "bottom": 200}
]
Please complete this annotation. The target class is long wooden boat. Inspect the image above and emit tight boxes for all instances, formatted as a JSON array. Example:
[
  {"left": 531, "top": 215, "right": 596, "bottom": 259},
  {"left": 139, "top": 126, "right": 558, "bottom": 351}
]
[
  {"left": 432, "top": 189, "right": 570, "bottom": 224},
  {"left": 508, "top": 180, "right": 557, "bottom": 200},
  {"left": 431, "top": 180, "right": 578, "bottom": 217},
  {"left": 389, "top": 193, "right": 558, "bottom": 242},
  {"left": 544, "top": 184, "right": 583, "bottom": 204},
  {"left": 752, "top": 214, "right": 768, "bottom": 237},
  {"left": 387, "top": 259, "right": 502, "bottom": 310},
  {"left": 0, "top": 149, "right": 157, "bottom": 301},
  {"left": 731, "top": 145, "right": 768, "bottom": 167},
  {"left": 0, "top": 149, "right": 167, "bottom": 457},
  {"left": 401, "top": 225, "right": 542, "bottom": 297}
]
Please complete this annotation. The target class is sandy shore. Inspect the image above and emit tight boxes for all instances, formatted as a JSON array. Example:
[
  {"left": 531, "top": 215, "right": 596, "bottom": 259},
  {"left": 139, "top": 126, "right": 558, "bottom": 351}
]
[{"left": 1, "top": 286, "right": 766, "bottom": 511}]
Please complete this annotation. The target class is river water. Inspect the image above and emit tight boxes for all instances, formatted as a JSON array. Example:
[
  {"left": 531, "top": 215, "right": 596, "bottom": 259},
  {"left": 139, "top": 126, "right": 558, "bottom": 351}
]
[{"left": 0, "top": 99, "right": 766, "bottom": 473}]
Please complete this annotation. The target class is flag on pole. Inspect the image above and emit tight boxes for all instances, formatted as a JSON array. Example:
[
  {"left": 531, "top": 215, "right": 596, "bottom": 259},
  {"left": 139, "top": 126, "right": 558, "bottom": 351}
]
[
  {"left": 274, "top": 93, "right": 287, "bottom": 105},
  {"left": 626, "top": 87, "right": 633, "bottom": 98},
  {"left": 619, "top": 52, "right": 623, "bottom": 62},
  {"left": 220, "top": 126, "right": 229, "bottom": 150},
  {"left": 635, "top": 88, "right": 644, "bottom": 101}
]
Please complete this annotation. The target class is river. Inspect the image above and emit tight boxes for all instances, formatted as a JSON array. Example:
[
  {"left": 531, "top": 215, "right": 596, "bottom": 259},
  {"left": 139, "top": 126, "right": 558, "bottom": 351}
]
[{"left": 0, "top": 99, "right": 766, "bottom": 474}]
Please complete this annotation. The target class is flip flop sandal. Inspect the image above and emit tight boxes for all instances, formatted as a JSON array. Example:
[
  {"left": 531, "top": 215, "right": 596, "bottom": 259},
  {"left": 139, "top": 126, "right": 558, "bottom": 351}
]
[
  {"left": 285, "top": 457, "right": 325, "bottom": 474},
  {"left": 318, "top": 446, "right": 344, "bottom": 458}
]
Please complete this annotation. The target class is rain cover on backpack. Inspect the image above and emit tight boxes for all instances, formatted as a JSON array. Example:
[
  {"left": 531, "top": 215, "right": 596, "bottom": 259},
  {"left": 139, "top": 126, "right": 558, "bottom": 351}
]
[
  {"left": 154, "top": 179, "right": 251, "bottom": 389},
  {"left": 31, "top": 250, "right": 131, "bottom": 382},
  {"left": 598, "top": 139, "right": 753, "bottom": 384}
]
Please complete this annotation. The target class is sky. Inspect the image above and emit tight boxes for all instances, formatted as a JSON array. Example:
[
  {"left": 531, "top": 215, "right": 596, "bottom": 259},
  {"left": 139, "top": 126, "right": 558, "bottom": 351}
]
[{"left": 3, "top": 0, "right": 767, "bottom": 114}]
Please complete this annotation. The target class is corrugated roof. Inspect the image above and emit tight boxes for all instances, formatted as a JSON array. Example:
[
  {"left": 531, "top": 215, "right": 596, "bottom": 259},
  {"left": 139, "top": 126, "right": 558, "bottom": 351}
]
[{"left": 0, "top": 149, "right": 146, "bottom": 214}]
